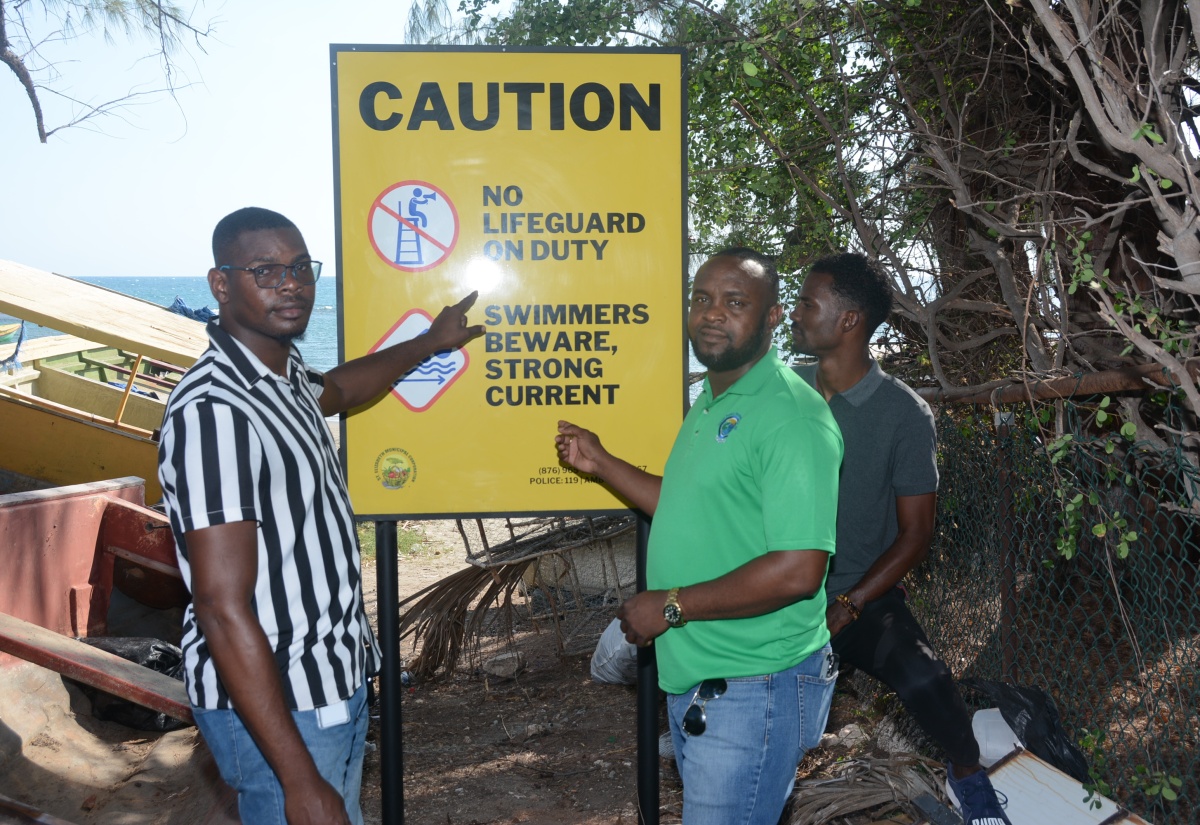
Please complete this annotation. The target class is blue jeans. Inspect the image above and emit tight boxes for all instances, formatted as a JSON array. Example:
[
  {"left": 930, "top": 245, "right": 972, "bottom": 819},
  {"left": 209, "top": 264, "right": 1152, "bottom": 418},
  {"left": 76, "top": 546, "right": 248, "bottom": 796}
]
[
  {"left": 193, "top": 682, "right": 368, "bottom": 825},
  {"left": 667, "top": 645, "right": 837, "bottom": 825}
]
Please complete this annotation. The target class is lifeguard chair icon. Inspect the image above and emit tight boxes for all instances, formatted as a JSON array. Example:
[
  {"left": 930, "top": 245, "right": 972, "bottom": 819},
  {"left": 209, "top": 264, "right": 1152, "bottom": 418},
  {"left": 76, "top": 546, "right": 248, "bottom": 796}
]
[
  {"left": 396, "top": 188, "right": 437, "bottom": 266},
  {"left": 369, "top": 180, "right": 458, "bottom": 272}
]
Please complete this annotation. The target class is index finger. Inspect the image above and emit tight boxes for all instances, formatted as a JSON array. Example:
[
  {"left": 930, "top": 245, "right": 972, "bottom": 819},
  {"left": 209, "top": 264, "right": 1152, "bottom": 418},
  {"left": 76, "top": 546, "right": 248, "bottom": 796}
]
[{"left": 454, "top": 291, "right": 480, "bottom": 312}]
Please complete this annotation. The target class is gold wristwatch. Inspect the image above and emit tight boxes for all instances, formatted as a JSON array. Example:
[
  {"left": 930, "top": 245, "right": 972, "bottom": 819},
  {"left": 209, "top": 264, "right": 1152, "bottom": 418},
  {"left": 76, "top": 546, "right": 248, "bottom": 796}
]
[{"left": 663, "top": 587, "right": 687, "bottom": 628}]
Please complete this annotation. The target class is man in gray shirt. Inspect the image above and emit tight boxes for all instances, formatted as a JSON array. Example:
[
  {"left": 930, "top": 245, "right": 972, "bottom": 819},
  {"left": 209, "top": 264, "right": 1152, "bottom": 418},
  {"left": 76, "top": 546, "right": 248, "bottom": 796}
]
[{"left": 790, "top": 252, "right": 1012, "bottom": 825}]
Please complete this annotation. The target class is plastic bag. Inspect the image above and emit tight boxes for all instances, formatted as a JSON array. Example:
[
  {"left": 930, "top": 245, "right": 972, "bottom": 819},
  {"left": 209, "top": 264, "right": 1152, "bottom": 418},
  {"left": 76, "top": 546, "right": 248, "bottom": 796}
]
[
  {"left": 961, "top": 677, "right": 1088, "bottom": 781},
  {"left": 74, "top": 637, "right": 189, "bottom": 732},
  {"left": 590, "top": 618, "right": 638, "bottom": 685}
]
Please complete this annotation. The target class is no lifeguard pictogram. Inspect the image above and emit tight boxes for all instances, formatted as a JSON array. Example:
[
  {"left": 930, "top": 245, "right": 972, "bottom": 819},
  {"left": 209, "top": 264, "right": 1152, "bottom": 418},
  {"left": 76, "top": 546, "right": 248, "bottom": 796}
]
[
  {"left": 368, "top": 181, "right": 459, "bottom": 272},
  {"left": 371, "top": 309, "right": 469, "bottom": 412}
]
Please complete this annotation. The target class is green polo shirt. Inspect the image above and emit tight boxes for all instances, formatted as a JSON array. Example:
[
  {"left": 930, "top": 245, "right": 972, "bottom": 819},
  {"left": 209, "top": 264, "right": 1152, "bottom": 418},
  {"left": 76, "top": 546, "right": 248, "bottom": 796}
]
[{"left": 649, "top": 347, "right": 842, "bottom": 694}]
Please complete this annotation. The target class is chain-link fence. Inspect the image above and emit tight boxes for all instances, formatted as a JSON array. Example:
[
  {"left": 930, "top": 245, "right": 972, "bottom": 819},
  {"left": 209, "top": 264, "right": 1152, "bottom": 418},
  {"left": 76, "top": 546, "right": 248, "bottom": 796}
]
[{"left": 895, "top": 400, "right": 1200, "bottom": 820}]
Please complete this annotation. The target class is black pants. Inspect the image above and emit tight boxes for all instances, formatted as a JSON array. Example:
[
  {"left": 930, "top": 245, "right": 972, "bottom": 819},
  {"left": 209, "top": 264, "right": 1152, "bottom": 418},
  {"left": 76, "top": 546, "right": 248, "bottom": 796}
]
[{"left": 830, "top": 587, "right": 980, "bottom": 767}]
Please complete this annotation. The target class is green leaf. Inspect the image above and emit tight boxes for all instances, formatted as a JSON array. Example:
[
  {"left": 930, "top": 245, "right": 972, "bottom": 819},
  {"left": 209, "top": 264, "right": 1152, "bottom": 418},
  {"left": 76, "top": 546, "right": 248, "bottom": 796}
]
[
  {"left": 1163, "top": 787, "right": 1178, "bottom": 801},
  {"left": 1130, "top": 165, "right": 1142, "bottom": 183},
  {"left": 1160, "top": 178, "right": 1174, "bottom": 189},
  {"left": 1092, "top": 523, "right": 1107, "bottom": 537},
  {"left": 742, "top": 60, "right": 759, "bottom": 77},
  {"left": 1096, "top": 410, "right": 1109, "bottom": 424},
  {"left": 1121, "top": 422, "right": 1137, "bottom": 439}
]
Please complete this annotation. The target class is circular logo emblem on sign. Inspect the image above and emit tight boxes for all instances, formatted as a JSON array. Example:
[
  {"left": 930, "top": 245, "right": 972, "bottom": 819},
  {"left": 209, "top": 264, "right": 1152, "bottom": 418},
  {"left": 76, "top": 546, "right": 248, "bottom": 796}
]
[
  {"left": 374, "top": 447, "right": 417, "bottom": 490},
  {"left": 368, "top": 180, "right": 459, "bottom": 272}
]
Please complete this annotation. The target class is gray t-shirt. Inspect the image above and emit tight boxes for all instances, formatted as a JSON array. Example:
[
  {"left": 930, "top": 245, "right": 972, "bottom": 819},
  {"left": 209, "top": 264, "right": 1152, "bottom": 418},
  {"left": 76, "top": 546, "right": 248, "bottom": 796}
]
[{"left": 795, "top": 361, "right": 938, "bottom": 599}]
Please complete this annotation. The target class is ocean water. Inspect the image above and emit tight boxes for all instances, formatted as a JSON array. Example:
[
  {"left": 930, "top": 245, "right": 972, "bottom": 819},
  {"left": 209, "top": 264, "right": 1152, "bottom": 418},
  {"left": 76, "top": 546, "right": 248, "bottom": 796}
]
[{"left": 3, "top": 276, "right": 340, "bottom": 373}]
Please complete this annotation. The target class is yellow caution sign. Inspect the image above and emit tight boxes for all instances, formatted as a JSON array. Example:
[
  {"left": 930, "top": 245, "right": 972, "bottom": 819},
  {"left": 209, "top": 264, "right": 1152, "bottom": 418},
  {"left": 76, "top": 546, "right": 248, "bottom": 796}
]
[{"left": 333, "top": 47, "right": 687, "bottom": 518}]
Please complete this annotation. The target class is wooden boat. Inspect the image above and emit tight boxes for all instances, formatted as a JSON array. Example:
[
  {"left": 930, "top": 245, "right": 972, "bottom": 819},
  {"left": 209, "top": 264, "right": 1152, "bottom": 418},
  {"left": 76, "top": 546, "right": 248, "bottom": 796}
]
[
  {"left": 0, "top": 477, "right": 237, "bottom": 824},
  {"left": 0, "top": 260, "right": 208, "bottom": 503},
  {"left": 0, "top": 322, "right": 22, "bottom": 343}
]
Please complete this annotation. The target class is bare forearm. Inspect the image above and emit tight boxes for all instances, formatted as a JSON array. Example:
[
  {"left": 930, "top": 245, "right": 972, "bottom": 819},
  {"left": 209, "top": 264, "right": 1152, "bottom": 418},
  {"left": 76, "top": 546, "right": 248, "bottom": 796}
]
[
  {"left": 321, "top": 291, "right": 483, "bottom": 415},
  {"left": 843, "top": 493, "right": 936, "bottom": 609},
  {"left": 680, "top": 551, "right": 828, "bottom": 620},
  {"left": 197, "top": 606, "right": 320, "bottom": 790},
  {"left": 618, "top": 550, "right": 830, "bottom": 646},
  {"left": 589, "top": 452, "right": 662, "bottom": 515},
  {"left": 322, "top": 339, "right": 435, "bottom": 413},
  {"left": 843, "top": 543, "right": 925, "bottom": 607},
  {"left": 554, "top": 420, "right": 661, "bottom": 514},
  {"left": 840, "top": 494, "right": 931, "bottom": 609}
]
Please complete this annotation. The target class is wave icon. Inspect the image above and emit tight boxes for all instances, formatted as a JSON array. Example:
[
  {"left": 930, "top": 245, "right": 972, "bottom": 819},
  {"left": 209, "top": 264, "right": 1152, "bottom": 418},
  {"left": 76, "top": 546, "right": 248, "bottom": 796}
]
[
  {"left": 377, "top": 309, "right": 469, "bottom": 411},
  {"left": 402, "top": 350, "right": 460, "bottom": 384}
]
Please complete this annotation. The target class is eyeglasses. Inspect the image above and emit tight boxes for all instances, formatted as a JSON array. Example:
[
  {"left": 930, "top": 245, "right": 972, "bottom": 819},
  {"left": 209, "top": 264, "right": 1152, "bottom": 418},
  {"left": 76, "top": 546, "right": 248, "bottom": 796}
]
[
  {"left": 219, "top": 261, "right": 322, "bottom": 289},
  {"left": 682, "top": 678, "right": 727, "bottom": 736}
]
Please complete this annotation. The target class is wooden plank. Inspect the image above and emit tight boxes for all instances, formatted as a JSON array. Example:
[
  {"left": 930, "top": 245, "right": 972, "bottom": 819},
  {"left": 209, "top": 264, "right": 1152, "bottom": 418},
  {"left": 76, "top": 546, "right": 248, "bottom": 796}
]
[
  {"left": 6, "top": 333, "right": 102, "bottom": 363},
  {"left": 988, "top": 750, "right": 1153, "bottom": 824},
  {"left": 0, "top": 260, "right": 208, "bottom": 368},
  {"left": 0, "top": 384, "right": 155, "bottom": 437},
  {"left": 0, "top": 792, "right": 82, "bottom": 825},
  {"left": 0, "top": 612, "right": 192, "bottom": 725},
  {"left": 29, "top": 367, "right": 166, "bottom": 432}
]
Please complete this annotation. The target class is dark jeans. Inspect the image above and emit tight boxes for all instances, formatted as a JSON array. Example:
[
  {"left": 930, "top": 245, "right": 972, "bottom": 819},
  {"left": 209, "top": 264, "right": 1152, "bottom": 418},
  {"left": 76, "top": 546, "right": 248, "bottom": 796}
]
[{"left": 830, "top": 587, "right": 980, "bottom": 767}]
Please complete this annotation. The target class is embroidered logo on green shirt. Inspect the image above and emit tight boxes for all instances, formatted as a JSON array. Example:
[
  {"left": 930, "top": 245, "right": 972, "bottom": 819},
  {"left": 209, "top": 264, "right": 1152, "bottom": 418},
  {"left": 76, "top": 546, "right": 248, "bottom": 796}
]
[{"left": 716, "top": 413, "right": 742, "bottom": 442}]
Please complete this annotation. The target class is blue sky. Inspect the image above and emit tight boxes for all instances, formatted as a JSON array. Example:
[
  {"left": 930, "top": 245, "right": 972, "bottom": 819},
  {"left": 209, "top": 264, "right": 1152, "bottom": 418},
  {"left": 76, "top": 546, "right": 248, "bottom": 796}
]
[{"left": 0, "top": 1, "right": 419, "bottom": 278}]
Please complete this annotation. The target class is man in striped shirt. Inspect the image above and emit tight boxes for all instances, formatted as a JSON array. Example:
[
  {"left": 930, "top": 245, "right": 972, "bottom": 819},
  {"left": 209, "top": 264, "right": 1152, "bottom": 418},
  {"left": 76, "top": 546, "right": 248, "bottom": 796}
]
[{"left": 158, "top": 207, "right": 482, "bottom": 825}]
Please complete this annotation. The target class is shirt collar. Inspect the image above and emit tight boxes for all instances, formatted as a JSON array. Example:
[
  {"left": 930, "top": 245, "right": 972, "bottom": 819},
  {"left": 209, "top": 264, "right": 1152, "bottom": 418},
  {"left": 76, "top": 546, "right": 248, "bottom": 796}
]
[
  {"left": 700, "top": 346, "right": 785, "bottom": 404},
  {"left": 835, "top": 359, "right": 885, "bottom": 407},
  {"left": 205, "top": 321, "right": 295, "bottom": 387}
]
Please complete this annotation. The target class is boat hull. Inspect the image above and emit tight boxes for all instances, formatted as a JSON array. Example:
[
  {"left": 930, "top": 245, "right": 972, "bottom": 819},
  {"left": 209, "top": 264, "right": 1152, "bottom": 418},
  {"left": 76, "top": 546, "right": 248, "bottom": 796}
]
[{"left": 0, "top": 394, "right": 164, "bottom": 503}]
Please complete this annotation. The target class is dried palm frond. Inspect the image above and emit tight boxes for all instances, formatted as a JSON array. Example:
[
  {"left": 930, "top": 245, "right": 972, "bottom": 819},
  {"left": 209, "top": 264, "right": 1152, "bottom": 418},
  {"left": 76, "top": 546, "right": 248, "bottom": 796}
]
[
  {"left": 786, "top": 755, "right": 948, "bottom": 825},
  {"left": 397, "top": 515, "right": 637, "bottom": 680},
  {"left": 397, "top": 559, "right": 535, "bottom": 680}
]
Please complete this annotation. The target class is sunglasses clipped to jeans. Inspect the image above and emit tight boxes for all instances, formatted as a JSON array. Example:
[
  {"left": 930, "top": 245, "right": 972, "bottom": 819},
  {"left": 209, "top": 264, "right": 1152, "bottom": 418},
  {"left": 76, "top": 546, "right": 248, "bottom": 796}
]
[{"left": 682, "top": 678, "right": 727, "bottom": 736}]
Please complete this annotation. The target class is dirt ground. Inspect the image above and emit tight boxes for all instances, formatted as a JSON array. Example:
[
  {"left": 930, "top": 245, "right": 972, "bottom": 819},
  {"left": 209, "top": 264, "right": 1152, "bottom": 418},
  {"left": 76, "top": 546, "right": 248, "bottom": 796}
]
[
  {"left": 354, "top": 520, "right": 921, "bottom": 825},
  {"left": 357, "top": 519, "right": 661, "bottom": 825}
]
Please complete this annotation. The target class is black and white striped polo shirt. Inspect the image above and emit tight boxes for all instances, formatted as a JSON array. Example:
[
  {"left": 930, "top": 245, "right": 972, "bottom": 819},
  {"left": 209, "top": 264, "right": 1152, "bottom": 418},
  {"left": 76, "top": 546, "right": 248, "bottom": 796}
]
[{"left": 158, "top": 322, "right": 381, "bottom": 711}]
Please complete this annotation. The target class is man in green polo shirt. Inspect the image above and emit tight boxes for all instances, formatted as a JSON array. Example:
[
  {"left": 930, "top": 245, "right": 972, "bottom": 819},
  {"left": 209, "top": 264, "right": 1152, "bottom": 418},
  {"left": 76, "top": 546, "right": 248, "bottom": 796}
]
[{"left": 555, "top": 247, "right": 842, "bottom": 825}]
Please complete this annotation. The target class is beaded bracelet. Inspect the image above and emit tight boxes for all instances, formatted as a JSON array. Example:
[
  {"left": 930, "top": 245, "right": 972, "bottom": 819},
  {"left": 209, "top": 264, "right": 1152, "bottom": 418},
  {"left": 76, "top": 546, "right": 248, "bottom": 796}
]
[{"left": 836, "top": 593, "right": 861, "bottom": 621}]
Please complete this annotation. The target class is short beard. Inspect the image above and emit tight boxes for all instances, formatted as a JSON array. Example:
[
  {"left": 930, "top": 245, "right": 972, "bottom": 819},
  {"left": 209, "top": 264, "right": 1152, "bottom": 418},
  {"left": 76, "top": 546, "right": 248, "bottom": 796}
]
[
  {"left": 271, "top": 329, "right": 305, "bottom": 346},
  {"left": 692, "top": 319, "right": 770, "bottom": 372}
]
